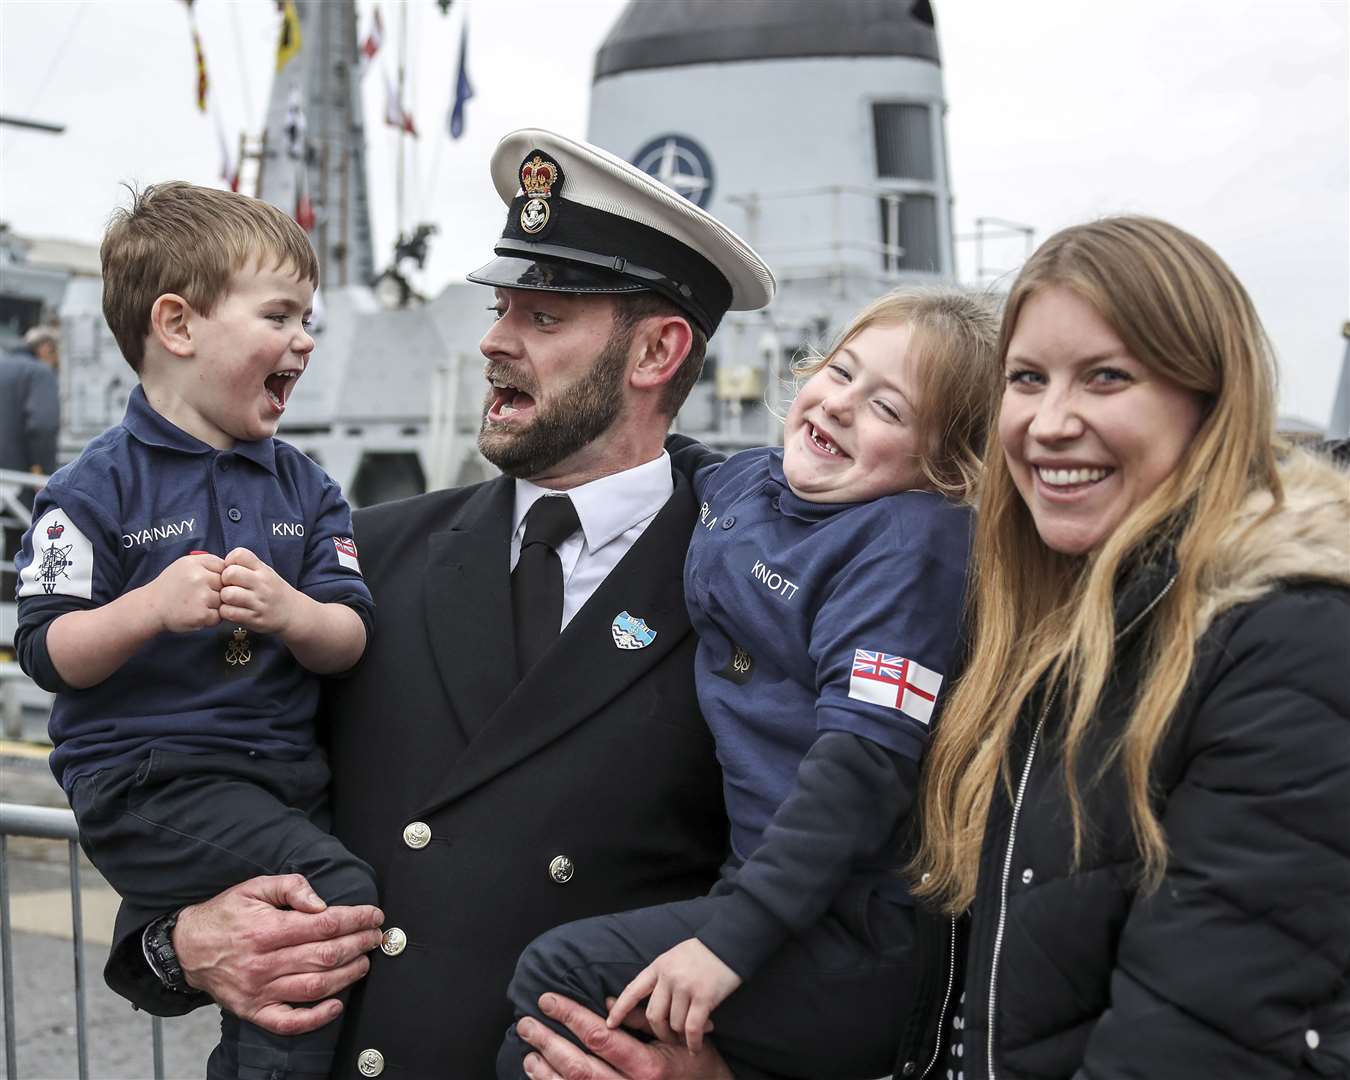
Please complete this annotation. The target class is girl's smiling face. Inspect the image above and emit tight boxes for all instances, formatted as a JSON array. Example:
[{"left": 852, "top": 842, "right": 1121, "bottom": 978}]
[{"left": 782, "top": 322, "right": 930, "bottom": 504}]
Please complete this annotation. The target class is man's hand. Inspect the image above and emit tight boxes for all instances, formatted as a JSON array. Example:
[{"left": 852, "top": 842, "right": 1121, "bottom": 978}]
[
  {"left": 607, "top": 939, "right": 741, "bottom": 1053},
  {"left": 147, "top": 552, "right": 225, "bottom": 633},
  {"left": 219, "top": 548, "right": 301, "bottom": 636},
  {"left": 173, "top": 874, "right": 384, "bottom": 1036},
  {"left": 518, "top": 993, "right": 733, "bottom": 1080}
]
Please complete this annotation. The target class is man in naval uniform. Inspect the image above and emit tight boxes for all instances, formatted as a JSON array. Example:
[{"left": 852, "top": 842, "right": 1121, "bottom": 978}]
[{"left": 101, "top": 127, "right": 775, "bottom": 1080}]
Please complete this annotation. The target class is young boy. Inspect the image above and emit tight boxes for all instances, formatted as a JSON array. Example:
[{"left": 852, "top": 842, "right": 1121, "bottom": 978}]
[{"left": 13, "top": 182, "right": 378, "bottom": 1080}]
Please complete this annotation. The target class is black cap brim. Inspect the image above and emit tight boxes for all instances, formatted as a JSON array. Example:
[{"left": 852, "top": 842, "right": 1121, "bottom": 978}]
[{"left": 466, "top": 255, "right": 647, "bottom": 297}]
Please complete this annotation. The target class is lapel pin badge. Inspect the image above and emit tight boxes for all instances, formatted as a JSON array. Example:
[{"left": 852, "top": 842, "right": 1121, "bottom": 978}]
[{"left": 611, "top": 611, "right": 657, "bottom": 650}]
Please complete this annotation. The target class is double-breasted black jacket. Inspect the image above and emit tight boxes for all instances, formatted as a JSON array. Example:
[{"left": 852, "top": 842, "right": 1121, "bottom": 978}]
[{"left": 326, "top": 464, "right": 727, "bottom": 1077}]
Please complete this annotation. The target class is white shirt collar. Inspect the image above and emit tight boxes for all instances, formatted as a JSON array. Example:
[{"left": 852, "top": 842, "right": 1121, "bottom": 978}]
[{"left": 512, "top": 450, "right": 673, "bottom": 554}]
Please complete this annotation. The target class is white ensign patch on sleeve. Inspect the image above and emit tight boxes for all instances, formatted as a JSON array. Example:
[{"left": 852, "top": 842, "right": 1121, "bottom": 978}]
[
  {"left": 18, "top": 507, "right": 95, "bottom": 600},
  {"left": 333, "top": 536, "right": 362, "bottom": 573},
  {"left": 847, "top": 649, "right": 943, "bottom": 725}
]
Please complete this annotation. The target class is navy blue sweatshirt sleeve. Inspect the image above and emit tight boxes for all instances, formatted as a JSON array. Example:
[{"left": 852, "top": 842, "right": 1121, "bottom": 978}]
[
  {"left": 664, "top": 433, "right": 724, "bottom": 503},
  {"left": 14, "top": 478, "right": 125, "bottom": 691},
  {"left": 695, "top": 730, "right": 917, "bottom": 979},
  {"left": 15, "top": 616, "right": 76, "bottom": 694},
  {"left": 294, "top": 469, "right": 375, "bottom": 653}
]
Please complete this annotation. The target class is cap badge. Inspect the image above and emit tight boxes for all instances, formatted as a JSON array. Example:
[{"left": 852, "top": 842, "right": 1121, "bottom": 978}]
[
  {"left": 518, "top": 150, "right": 564, "bottom": 236},
  {"left": 611, "top": 611, "right": 657, "bottom": 650}
]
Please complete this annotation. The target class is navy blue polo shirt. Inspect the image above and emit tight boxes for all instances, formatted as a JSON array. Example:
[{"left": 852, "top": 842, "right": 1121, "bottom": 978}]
[
  {"left": 687, "top": 448, "right": 971, "bottom": 863},
  {"left": 14, "top": 387, "right": 374, "bottom": 794}
]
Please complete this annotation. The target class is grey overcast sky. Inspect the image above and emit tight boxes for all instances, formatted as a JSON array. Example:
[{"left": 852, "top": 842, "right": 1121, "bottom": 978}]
[{"left": 2, "top": 1, "right": 1346, "bottom": 425}]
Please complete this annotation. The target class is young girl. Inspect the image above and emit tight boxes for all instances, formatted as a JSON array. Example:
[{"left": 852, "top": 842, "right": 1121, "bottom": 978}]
[{"left": 498, "top": 287, "right": 1001, "bottom": 1079}]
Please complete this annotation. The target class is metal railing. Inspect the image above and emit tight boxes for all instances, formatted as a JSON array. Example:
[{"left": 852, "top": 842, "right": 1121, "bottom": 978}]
[
  {"left": 0, "top": 801, "right": 166, "bottom": 1080},
  {"left": 2, "top": 468, "right": 52, "bottom": 741}
]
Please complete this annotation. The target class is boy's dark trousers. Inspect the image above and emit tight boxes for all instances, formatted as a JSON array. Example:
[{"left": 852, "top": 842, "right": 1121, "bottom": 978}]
[
  {"left": 497, "top": 876, "right": 916, "bottom": 1080},
  {"left": 70, "top": 750, "right": 378, "bottom": 1080}
]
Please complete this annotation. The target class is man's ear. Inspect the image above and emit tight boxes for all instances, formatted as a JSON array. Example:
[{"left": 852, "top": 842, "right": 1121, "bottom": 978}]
[
  {"left": 149, "top": 294, "right": 196, "bottom": 359},
  {"left": 629, "top": 315, "right": 693, "bottom": 393}
]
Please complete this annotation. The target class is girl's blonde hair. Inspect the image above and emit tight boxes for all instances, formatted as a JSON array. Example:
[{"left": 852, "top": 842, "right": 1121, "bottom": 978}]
[
  {"left": 913, "top": 216, "right": 1282, "bottom": 912},
  {"left": 794, "top": 287, "right": 1002, "bottom": 504}
]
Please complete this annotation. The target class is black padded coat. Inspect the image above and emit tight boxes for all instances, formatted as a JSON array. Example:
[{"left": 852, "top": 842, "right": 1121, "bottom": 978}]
[{"left": 895, "top": 451, "right": 1350, "bottom": 1080}]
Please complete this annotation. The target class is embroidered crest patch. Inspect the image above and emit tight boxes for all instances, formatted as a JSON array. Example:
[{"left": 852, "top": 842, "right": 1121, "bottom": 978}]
[
  {"left": 713, "top": 641, "right": 754, "bottom": 685},
  {"left": 18, "top": 507, "right": 93, "bottom": 600}
]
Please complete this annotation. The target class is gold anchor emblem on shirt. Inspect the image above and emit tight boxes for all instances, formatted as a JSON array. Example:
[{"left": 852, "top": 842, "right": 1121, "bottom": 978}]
[{"left": 225, "top": 627, "right": 252, "bottom": 666}]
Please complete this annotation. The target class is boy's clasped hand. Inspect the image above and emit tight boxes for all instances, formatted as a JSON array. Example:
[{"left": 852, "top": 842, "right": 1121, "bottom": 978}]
[{"left": 145, "top": 548, "right": 300, "bottom": 636}]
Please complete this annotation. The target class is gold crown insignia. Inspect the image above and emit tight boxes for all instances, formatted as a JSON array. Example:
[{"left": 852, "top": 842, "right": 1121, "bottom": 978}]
[{"left": 520, "top": 155, "right": 558, "bottom": 197}]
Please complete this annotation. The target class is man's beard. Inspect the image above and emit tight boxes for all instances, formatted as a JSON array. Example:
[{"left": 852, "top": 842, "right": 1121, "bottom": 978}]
[{"left": 477, "top": 326, "right": 630, "bottom": 479}]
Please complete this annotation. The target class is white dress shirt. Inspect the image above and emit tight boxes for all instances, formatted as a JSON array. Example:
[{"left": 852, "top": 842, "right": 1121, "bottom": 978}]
[{"left": 510, "top": 451, "right": 674, "bottom": 630}]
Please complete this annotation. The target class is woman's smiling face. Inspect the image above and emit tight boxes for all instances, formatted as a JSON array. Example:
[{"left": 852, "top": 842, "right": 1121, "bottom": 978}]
[{"left": 999, "top": 285, "right": 1206, "bottom": 555}]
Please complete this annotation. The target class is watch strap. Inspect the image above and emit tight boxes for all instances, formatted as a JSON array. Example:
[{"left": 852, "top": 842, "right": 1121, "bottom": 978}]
[{"left": 141, "top": 910, "right": 191, "bottom": 993}]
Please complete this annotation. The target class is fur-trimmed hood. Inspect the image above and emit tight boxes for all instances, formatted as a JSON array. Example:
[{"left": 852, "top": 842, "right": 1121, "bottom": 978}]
[{"left": 1196, "top": 447, "right": 1350, "bottom": 636}]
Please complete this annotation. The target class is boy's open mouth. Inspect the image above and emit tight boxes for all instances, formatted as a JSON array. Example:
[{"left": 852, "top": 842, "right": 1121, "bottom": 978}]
[
  {"left": 264, "top": 369, "right": 300, "bottom": 413},
  {"left": 486, "top": 374, "right": 538, "bottom": 423}
]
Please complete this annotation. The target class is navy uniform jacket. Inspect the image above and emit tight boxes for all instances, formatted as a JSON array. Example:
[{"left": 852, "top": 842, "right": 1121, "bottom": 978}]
[
  {"left": 104, "top": 450, "right": 728, "bottom": 1080},
  {"left": 13, "top": 386, "right": 373, "bottom": 793}
]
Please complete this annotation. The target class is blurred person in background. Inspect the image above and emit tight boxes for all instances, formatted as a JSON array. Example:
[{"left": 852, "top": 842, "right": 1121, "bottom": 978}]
[{"left": 1, "top": 325, "right": 60, "bottom": 600}]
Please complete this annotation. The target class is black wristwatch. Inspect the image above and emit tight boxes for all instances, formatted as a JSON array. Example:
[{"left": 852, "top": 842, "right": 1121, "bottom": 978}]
[{"left": 142, "top": 910, "right": 191, "bottom": 993}]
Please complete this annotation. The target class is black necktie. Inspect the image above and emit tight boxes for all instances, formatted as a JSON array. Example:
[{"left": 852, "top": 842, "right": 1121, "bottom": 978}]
[{"left": 511, "top": 495, "right": 581, "bottom": 677}]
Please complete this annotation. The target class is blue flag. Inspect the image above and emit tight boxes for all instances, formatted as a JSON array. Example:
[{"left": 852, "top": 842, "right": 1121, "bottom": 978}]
[{"left": 448, "top": 23, "right": 473, "bottom": 139}]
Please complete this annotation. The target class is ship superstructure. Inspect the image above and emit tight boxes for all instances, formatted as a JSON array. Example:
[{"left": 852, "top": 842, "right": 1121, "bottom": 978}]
[
  {"left": 588, "top": 0, "right": 955, "bottom": 447},
  {"left": 41, "top": 0, "right": 964, "bottom": 505}
]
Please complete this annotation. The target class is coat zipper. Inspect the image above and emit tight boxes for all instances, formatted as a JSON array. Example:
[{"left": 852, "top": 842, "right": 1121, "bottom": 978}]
[
  {"left": 985, "top": 574, "right": 1176, "bottom": 1079},
  {"left": 985, "top": 687, "right": 1055, "bottom": 1080},
  {"left": 920, "top": 916, "right": 958, "bottom": 1079}
]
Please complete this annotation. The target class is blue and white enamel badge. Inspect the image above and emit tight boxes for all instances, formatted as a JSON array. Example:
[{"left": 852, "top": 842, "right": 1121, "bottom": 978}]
[{"left": 611, "top": 611, "right": 657, "bottom": 650}]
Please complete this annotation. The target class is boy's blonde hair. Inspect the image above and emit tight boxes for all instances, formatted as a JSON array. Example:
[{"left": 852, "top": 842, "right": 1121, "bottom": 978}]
[
  {"left": 100, "top": 182, "right": 319, "bottom": 372},
  {"left": 794, "top": 286, "right": 1002, "bottom": 504}
]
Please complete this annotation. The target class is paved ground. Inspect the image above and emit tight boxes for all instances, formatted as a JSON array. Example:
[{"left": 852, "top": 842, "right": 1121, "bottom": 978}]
[{"left": 2, "top": 746, "right": 218, "bottom": 1079}]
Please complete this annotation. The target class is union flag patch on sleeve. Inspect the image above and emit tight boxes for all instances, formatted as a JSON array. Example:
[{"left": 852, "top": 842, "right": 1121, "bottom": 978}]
[
  {"left": 847, "top": 649, "right": 942, "bottom": 725},
  {"left": 333, "top": 536, "right": 362, "bottom": 573}
]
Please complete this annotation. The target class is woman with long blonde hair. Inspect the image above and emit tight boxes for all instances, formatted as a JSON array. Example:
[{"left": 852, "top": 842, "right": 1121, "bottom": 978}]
[
  {"left": 900, "top": 216, "right": 1350, "bottom": 1078},
  {"left": 510, "top": 217, "right": 1349, "bottom": 1080}
]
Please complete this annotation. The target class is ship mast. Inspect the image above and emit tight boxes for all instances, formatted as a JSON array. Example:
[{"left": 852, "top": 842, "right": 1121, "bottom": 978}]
[{"left": 255, "top": 0, "right": 375, "bottom": 288}]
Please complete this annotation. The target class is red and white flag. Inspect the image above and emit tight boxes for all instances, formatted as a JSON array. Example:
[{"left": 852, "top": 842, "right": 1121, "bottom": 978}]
[
  {"left": 333, "top": 536, "right": 362, "bottom": 573},
  {"left": 213, "top": 110, "right": 239, "bottom": 192},
  {"left": 847, "top": 649, "right": 942, "bottom": 725},
  {"left": 383, "top": 67, "right": 417, "bottom": 136},
  {"left": 359, "top": 7, "right": 383, "bottom": 75}
]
